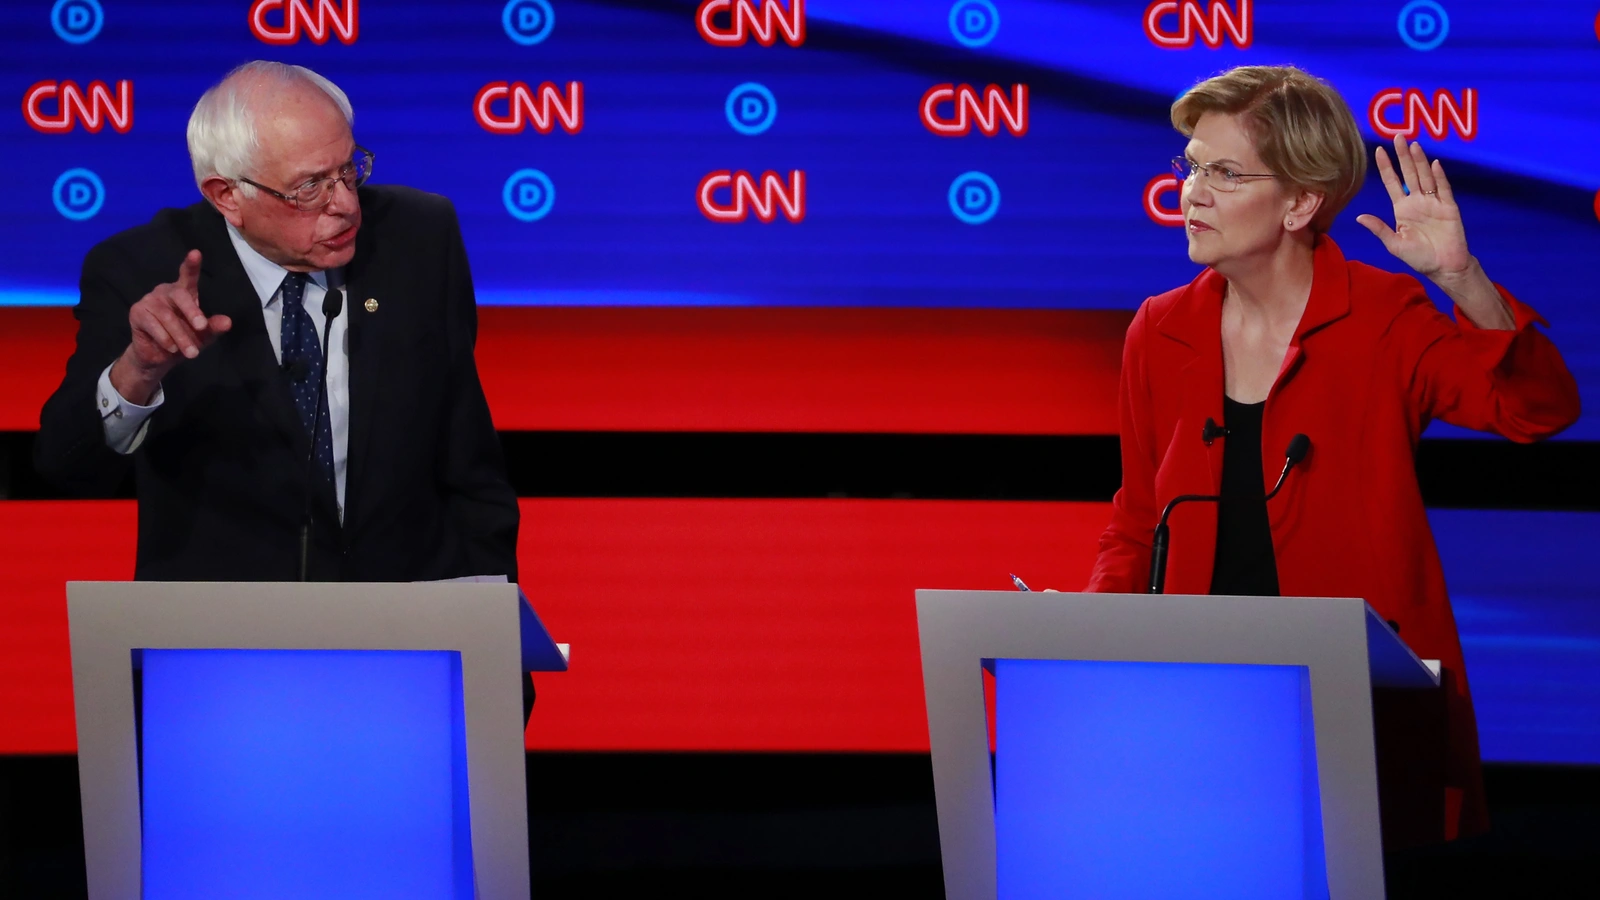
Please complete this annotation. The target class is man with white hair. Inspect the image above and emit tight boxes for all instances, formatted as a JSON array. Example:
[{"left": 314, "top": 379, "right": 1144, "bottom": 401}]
[{"left": 36, "top": 61, "right": 519, "bottom": 589}]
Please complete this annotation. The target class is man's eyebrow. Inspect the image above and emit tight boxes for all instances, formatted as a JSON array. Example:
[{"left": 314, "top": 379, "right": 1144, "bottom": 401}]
[{"left": 290, "top": 158, "right": 348, "bottom": 184}]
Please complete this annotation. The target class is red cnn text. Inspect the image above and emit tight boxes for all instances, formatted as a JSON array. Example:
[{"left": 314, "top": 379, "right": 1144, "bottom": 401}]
[
  {"left": 697, "top": 170, "right": 806, "bottom": 223},
  {"left": 23, "top": 80, "right": 133, "bottom": 134},
  {"left": 475, "top": 82, "right": 584, "bottom": 135},
  {"left": 250, "top": 0, "right": 359, "bottom": 46},
  {"left": 697, "top": 0, "right": 805, "bottom": 47},
  {"left": 1143, "top": 174, "right": 1184, "bottom": 226},
  {"left": 1143, "top": 0, "right": 1251, "bottom": 49},
  {"left": 920, "top": 84, "right": 1028, "bottom": 137},
  {"left": 1368, "top": 88, "right": 1477, "bottom": 142}
]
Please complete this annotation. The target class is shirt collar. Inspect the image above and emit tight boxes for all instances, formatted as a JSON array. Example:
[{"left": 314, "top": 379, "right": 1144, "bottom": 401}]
[{"left": 224, "top": 222, "right": 333, "bottom": 309}]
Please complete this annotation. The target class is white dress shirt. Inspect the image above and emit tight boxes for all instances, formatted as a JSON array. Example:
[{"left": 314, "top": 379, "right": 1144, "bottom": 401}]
[{"left": 97, "top": 223, "right": 350, "bottom": 516}]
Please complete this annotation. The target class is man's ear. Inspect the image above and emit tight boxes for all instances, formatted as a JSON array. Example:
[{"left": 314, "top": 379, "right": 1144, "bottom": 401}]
[{"left": 200, "top": 175, "right": 246, "bottom": 228}]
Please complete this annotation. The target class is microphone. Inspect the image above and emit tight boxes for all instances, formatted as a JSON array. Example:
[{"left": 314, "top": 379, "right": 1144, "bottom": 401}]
[
  {"left": 1202, "top": 418, "right": 1229, "bottom": 445},
  {"left": 1146, "top": 433, "right": 1312, "bottom": 594},
  {"left": 1265, "top": 434, "right": 1311, "bottom": 502},
  {"left": 298, "top": 273, "right": 345, "bottom": 582},
  {"left": 282, "top": 358, "right": 310, "bottom": 381}
]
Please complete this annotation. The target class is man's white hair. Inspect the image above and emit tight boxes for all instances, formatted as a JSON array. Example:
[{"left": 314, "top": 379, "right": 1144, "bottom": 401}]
[{"left": 186, "top": 61, "right": 354, "bottom": 194}]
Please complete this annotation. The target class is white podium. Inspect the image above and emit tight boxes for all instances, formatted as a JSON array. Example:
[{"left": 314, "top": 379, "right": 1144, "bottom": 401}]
[
  {"left": 916, "top": 590, "right": 1439, "bottom": 900},
  {"left": 67, "top": 580, "right": 568, "bottom": 900}
]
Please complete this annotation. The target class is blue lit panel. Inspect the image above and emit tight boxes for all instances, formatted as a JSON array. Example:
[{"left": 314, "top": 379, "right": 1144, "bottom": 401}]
[
  {"left": 139, "top": 650, "right": 474, "bottom": 900},
  {"left": 1432, "top": 510, "right": 1600, "bottom": 764},
  {"left": 995, "top": 659, "right": 1327, "bottom": 900}
]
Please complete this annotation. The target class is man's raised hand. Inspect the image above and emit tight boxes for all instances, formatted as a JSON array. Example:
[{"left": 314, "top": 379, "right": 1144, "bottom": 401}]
[{"left": 111, "top": 250, "right": 232, "bottom": 404}]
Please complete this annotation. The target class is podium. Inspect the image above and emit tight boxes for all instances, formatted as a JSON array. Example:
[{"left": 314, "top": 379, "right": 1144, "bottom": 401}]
[
  {"left": 916, "top": 590, "right": 1440, "bottom": 900},
  {"left": 66, "top": 580, "right": 568, "bottom": 900}
]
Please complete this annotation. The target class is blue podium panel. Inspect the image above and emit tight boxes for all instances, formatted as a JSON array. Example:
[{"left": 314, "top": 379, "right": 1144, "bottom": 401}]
[
  {"left": 995, "top": 659, "right": 1328, "bottom": 900},
  {"left": 139, "top": 650, "right": 474, "bottom": 900}
]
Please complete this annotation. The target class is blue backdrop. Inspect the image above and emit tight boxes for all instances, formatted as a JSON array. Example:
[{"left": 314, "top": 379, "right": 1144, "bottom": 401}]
[{"left": 4, "top": 1, "right": 1596, "bottom": 439}]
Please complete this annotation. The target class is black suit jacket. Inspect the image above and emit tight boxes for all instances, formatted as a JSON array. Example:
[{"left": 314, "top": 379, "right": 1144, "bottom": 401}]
[{"left": 36, "top": 185, "right": 519, "bottom": 583}]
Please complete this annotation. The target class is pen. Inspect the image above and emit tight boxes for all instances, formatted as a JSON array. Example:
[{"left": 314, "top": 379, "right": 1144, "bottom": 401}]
[{"left": 1009, "top": 573, "right": 1031, "bottom": 592}]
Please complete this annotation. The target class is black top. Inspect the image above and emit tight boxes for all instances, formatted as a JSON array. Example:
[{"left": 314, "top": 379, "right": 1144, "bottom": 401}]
[{"left": 1209, "top": 397, "right": 1281, "bottom": 596}]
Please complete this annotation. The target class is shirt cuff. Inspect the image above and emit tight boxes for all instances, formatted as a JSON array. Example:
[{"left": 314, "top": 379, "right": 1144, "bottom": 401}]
[{"left": 97, "top": 362, "right": 163, "bottom": 455}]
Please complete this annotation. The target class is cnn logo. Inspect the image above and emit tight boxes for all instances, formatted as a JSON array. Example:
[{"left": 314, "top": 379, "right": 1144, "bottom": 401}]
[
  {"left": 23, "top": 80, "right": 133, "bottom": 134},
  {"left": 1143, "top": 174, "right": 1184, "bottom": 226},
  {"left": 697, "top": 170, "right": 805, "bottom": 223},
  {"left": 250, "top": 0, "right": 358, "bottom": 46},
  {"left": 1143, "top": 0, "right": 1251, "bottom": 49},
  {"left": 1369, "top": 88, "right": 1476, "bottom": 141},
  {"left": 474, "top": 81, "right": 584, "bottom": 134},
  {"left": 697, "top": 0, "right": 804, "bottom": 47},
  {"left": 920, "top": 84, "right": 1028, "bottom": 137}
]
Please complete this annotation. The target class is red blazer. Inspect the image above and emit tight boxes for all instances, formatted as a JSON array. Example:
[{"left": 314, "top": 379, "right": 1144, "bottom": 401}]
[{"left": 1088, "top": 236, "right": 1580, "bottom": 839}]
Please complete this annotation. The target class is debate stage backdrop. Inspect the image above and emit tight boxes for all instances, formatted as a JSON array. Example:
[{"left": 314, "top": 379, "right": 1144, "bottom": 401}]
[
  {"left": 2, "top": 1, "right": 1598, "bottom": 764},
  {"left": 6, "top": 1, "right": 1599, "bottom": 418}
]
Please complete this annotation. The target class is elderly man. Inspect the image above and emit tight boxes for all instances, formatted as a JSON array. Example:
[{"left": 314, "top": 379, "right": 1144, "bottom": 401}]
[{"left": 36, "top": 61, "right": 519, "bottom": 588}]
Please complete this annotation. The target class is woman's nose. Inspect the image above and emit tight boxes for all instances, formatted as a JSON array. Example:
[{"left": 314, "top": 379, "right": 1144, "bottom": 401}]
[{"left": 1182, "top": 175, "right": 1212, "bottom": 208}]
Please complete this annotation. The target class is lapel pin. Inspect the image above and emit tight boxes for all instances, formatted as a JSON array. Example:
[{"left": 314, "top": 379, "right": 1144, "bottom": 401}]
[{"left": 364, "top": 298, "right": 379, "bottom": 313}]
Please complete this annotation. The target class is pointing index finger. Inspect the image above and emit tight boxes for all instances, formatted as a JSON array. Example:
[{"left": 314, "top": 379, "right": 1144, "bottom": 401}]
[
  {"left": 176, "top": 250, "right": 202, "bottom": 293},
  {"left": 174, "top": 250, "right": 206, "bottom": 328}
]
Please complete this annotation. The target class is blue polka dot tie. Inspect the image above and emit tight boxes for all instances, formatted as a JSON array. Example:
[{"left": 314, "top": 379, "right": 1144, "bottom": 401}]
[{"left": 279, "top": 272, "right": 335, "bottom": 488}]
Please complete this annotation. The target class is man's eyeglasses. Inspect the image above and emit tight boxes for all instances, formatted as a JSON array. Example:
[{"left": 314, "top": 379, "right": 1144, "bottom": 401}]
[
  {"left": 237, "top": 146, "right": 375, "bottom": 212},
  {"left": 1171, "top": 156, "right": 1276, "bottom": 192}
]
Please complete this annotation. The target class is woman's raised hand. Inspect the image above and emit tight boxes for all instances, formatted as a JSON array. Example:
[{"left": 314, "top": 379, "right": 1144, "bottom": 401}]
[{"left": 1356, "top": 135, "right": 1473, "bottom": 280}]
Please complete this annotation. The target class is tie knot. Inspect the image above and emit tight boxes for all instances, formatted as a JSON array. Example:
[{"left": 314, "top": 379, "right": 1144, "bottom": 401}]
[{"left": 280, "top": 272, "right": 309, "bottom": 303}]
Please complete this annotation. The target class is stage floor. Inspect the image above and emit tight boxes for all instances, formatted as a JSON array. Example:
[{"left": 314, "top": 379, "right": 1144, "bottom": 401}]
[{"left": 1, "top": 753, "right": 1594, "bottom": 899}]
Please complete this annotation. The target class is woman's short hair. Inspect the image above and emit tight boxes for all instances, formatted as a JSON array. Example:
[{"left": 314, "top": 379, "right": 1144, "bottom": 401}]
[{"left": 1171, "top": 65, "right": 1367, "bottom": 232}]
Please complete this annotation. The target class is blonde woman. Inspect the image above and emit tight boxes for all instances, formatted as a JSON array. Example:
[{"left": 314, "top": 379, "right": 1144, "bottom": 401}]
[{"left": 1088, "top": 65, "right": 1579, "bottom": 841}]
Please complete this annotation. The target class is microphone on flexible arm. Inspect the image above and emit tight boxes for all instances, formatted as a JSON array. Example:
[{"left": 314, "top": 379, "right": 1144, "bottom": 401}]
[
  {"left": 1265, "top": 434, "right": 1311, "bottom": 502},
  {"left": 1146, "top": 433, "right": 1312, "bottom": 594},
  {"left": 298, "top": 271, "right": 345, "bottom": 582}
]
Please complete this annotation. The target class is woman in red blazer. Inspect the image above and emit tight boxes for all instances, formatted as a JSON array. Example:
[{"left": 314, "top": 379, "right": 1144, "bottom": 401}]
[{"left": 1087, "top": 66, "right": 1580, "bottom": 842}]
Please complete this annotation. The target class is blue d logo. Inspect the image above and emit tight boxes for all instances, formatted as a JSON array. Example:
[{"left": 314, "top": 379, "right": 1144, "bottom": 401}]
[
  {"left": 51, "top": 0, "right": 104, "bottom": 44},
  {"left": 725, "top": 83, "right": 777, "bottom": 136},
  {"left": 54, "top": 168, "right": 105, "bottom": 221},
  {"left": 503, "top": 0, "right": 555, "bottom": 46},
  {"left": 949, "top": 0, "right": 1000, "bottom": 48},
  {"left": 503, "top": 169, "right": 555, "bottom": 222},
  {"left": 1398, "top": 1, "right": 1448, "bottom": 51},
  {"left": 948, "top": 171, "right": 999, "bottom": 225}
]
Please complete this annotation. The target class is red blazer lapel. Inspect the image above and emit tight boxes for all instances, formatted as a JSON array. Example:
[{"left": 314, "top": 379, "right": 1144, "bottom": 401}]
[
  {"left": 1276, "top": 236, "right": 1354, "bottom": 395},
  {"left": 1155, "top": 267, "right": 1227, "bottom": 497}
]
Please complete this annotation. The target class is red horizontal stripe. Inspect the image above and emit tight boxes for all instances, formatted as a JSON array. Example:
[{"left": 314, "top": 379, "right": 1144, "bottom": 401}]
[
  {"left": 0, "top": 498, "right": 1110, "bottom": 753},
  {"left": 1, "top": 308, "right": 75, "bottom": 431},
  {"left": 1, "top": 307, "right": 1128, "bottom": 434},
  {"left": 474, "top": 307, "right": 1127, "bottom": 433}
]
